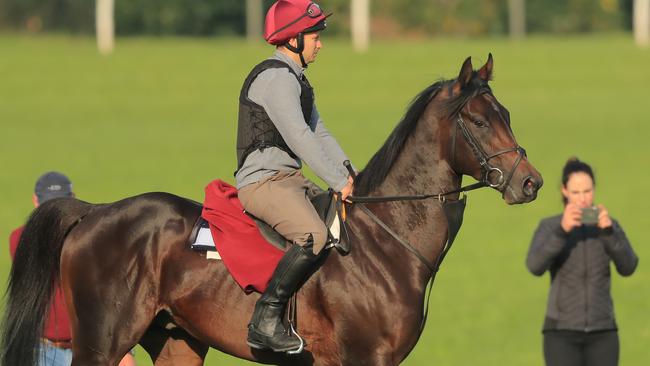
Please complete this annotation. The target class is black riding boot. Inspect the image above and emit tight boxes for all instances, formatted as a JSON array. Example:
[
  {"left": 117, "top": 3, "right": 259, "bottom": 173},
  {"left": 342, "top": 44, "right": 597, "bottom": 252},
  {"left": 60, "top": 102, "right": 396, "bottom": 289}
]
[{"left": 247, "top": 242, "right": 319, "bottom": 352}]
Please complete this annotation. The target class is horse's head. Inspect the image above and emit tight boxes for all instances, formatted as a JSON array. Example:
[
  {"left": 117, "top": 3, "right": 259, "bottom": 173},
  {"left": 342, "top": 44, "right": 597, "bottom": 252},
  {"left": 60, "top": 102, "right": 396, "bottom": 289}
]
[{"left": 443, "top": 54, "right": 542, "bottom": 204}]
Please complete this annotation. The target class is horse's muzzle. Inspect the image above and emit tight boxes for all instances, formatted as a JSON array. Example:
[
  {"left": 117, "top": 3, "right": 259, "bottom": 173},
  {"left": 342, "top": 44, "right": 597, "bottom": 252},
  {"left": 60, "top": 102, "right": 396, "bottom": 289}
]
[{"left": 522, "top": 175, "right": 542, "bottom": 198}]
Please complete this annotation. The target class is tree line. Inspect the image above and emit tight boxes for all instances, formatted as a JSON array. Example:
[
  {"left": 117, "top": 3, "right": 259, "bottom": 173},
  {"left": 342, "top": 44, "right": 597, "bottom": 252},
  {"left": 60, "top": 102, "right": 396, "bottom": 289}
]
[{"left": 0, "top": 0, "right": 635, "bottom": 36}]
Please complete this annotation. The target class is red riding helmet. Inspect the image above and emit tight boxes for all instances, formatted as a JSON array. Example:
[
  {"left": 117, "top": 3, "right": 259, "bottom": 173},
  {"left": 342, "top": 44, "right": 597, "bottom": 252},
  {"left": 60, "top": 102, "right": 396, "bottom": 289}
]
[{"left": 264, "top": 0, "right": 332, "bottom": 45}]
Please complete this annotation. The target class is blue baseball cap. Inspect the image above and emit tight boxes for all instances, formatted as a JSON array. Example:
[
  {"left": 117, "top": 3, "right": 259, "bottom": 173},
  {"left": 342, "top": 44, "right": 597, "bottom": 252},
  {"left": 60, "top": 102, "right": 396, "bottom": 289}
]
[{"left": 34, "top": 171, "right": 73, "bottom": 203}]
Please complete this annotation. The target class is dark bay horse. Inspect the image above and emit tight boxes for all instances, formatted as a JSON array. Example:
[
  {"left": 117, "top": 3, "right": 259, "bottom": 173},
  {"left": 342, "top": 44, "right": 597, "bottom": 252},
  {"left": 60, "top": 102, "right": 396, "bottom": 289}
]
[{"left": 2, "top": 55, "right": 542, "bottom": 366}]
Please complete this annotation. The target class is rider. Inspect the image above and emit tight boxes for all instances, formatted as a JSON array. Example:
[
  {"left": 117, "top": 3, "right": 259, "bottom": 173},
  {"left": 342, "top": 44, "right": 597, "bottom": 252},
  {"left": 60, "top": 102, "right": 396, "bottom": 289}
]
[{"left": 235, "top": 0, "right": 354, "bottom": 353}]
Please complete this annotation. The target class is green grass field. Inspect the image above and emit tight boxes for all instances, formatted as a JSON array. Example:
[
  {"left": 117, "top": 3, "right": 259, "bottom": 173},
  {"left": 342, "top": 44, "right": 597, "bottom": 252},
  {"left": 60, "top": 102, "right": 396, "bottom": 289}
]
[{"left": 1, "top": 34, "right": 649, "bottom": 365}]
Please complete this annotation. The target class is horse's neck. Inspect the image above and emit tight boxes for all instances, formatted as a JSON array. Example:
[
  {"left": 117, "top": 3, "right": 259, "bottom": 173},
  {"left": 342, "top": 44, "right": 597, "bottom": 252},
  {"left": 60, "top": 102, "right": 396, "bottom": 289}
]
[
  {"left": 349, "top": 112, "right": 459, "bottom": 286},
  {"left": 377, "top": 115, "right": 457, "bottom": 199}
]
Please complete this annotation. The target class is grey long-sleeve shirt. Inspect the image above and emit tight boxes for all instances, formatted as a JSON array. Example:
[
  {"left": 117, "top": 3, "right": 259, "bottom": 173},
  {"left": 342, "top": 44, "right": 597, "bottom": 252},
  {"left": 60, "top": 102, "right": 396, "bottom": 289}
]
[
  {"left": 235, "top": 51, "right": 350, "bottom": 191},
  {"left": 526, "top": 215, "right": 638, "bottom": 332}
]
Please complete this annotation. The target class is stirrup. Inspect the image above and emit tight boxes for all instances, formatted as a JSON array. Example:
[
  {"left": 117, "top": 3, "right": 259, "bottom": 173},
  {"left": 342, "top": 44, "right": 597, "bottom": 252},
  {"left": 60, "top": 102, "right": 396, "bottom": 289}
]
[{"left": 286, "top": 322, "right": 304, "bottom": 354}]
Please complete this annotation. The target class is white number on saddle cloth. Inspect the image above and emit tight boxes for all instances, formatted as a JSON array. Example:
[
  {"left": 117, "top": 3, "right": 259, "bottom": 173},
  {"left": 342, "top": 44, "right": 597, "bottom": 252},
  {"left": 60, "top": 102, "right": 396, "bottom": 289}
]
[{"left": 191, "top": 226, "right": 221, "bottom": 260}]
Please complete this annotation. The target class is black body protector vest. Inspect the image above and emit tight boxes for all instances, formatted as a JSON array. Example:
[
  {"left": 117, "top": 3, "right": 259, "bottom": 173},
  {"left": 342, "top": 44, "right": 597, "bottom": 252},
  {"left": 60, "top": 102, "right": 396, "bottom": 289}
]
[{"left": 235, "top": 59, "right": 314, "bottom": 174}]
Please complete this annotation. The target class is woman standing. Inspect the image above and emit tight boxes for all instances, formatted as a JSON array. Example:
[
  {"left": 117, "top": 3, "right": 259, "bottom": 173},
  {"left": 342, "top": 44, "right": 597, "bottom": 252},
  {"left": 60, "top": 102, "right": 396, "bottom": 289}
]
[{"left": 526, "top": 158, "right": 638, "bottom": 366}]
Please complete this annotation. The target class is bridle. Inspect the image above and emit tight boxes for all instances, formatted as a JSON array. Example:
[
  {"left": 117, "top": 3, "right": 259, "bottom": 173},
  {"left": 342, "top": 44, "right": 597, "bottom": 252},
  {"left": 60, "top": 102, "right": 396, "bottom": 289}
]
[
  {"left": 347, "top": 105, "right": 528, "bottom": 270},
  {"left": 348, "top": 97, "right": 528, "bottom": 209},
  {"left": 452, "top": 112, "right": 527, "bottom": 194}
]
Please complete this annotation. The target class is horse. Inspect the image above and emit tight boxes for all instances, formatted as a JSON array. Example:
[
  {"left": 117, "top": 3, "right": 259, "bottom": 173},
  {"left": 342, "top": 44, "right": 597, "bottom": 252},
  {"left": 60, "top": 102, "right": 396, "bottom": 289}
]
[{"left": 2, "top": 54, "right": 542, "bottom": 366}]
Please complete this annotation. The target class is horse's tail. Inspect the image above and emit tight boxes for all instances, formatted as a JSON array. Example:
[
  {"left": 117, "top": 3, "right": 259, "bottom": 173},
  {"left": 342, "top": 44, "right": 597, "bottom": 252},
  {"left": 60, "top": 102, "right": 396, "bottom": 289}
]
[{"left": 1, "top": 197, "right": 92, "bottom": 366}]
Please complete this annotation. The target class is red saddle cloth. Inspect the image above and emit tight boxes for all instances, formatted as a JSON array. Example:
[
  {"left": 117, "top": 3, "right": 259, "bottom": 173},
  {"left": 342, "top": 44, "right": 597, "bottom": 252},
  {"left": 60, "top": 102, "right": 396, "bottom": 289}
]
[{"left": 201, "top": 179, "right": 283, "bottom": 294}]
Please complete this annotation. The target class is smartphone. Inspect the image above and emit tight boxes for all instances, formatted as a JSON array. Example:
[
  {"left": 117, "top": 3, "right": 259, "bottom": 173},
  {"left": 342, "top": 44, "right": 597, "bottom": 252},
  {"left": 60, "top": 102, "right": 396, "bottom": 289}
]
[{"left": 581, "top": 206, "right": 600, "bottom": 225}]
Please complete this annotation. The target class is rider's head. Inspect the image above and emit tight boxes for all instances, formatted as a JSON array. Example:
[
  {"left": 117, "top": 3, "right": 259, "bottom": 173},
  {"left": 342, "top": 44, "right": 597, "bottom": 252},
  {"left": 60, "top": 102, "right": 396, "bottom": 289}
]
[{"left": 264, "top": 0, "right": 331, "bottom": 67}]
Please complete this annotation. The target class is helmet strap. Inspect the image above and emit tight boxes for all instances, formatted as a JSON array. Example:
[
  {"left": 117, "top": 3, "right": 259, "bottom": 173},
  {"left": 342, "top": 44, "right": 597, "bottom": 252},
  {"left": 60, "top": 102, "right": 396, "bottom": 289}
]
[{"left": 284, "top": 33, "right": 308, "bottom": 68}]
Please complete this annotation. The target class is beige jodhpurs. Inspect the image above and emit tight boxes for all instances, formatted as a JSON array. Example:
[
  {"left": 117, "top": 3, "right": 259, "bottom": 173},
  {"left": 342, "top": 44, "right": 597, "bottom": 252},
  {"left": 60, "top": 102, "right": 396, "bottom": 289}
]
[{"left": 237, "top": 170, "right": 327, "bottom": 254}]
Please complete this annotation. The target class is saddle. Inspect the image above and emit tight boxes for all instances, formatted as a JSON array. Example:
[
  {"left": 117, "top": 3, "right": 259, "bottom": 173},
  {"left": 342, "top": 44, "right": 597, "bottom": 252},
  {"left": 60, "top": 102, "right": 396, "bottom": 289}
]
[
  {"left": 251, "top": 190, "right": 350, "bottom": 253},
  {"left": 190, "top": 190, "right": 351, "bottom": 255}
]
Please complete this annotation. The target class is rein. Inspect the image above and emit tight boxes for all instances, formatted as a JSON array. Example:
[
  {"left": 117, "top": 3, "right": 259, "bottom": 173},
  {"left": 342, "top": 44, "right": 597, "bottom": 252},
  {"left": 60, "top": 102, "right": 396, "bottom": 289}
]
[
  {"left": 347, "top": 180, "right": 486, "bottom": 205},
  {"left": 347, "top": 179, "right": 486, "bottom": 273}
]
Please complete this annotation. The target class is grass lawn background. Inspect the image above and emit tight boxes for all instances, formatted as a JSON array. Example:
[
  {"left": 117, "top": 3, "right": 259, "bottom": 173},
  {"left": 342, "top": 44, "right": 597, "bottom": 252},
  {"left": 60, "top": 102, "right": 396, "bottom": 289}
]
[{"left": 1, "top": 34, "right": 648, "bottom": 365}]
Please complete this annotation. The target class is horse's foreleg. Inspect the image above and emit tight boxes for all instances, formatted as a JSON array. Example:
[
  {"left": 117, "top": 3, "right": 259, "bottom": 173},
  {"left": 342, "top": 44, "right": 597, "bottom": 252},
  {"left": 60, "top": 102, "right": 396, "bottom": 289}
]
[{"left": 140, "top": 326, "right": 208, "bottom": 366}]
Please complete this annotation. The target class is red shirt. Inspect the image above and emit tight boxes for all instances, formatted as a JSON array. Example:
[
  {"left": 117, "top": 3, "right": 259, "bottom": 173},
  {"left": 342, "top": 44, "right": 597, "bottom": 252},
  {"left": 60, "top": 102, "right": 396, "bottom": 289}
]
[{"left": 9, "top": 226, "right": 72, "bottom": 341}]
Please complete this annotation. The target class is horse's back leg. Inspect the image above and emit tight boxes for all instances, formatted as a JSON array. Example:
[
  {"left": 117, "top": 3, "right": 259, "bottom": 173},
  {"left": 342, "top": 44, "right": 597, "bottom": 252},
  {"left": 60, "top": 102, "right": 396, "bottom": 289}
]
[
  {"left": 67, "top": 277, "right": 156, "bottom": 366},
  {"left": 64, "top": 231, "right": 160, "bottom": 365}
]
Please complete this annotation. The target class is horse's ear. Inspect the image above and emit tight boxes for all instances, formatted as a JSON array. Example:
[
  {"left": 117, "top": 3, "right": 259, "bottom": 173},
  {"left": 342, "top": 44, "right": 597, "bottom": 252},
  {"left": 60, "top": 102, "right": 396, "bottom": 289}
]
[
  {"left": 478, "top": 53, "right": 493, "bottom": 81},
  {"left": 457, "top": 56, "right": 473, "bottom": 89}
]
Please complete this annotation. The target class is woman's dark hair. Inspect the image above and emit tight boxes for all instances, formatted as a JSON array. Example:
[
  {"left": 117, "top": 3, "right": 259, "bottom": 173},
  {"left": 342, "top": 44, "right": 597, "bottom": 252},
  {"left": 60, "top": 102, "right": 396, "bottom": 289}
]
[{"left": 561, "top": 157, "right": 595, "bottom": 204}]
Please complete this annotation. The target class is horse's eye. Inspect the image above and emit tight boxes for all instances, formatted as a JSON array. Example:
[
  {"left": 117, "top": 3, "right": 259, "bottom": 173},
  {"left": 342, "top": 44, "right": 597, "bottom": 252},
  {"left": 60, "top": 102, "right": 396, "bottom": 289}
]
[{"left": 473, "top": 119, "right": 487, "bottom": 127}]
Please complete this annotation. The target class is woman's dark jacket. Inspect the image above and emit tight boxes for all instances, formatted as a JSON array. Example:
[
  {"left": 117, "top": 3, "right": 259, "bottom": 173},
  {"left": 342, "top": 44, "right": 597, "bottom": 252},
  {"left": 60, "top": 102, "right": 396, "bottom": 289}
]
[{"left": 526, "top": 215, "right": 638, "bottom": 332}]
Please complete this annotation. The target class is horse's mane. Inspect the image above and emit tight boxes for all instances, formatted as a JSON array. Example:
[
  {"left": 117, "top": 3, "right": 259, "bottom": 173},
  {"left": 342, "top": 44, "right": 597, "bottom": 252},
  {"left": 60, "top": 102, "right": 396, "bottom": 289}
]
[{"left": 354, "top": 73, "right": 489, "bottom": 195}]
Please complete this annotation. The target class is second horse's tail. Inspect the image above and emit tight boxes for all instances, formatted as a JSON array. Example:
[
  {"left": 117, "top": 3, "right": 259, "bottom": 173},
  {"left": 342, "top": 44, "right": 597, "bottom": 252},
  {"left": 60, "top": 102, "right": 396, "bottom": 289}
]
[{"left": 1, "top": 197, "right": 92, "bottom": 366}]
